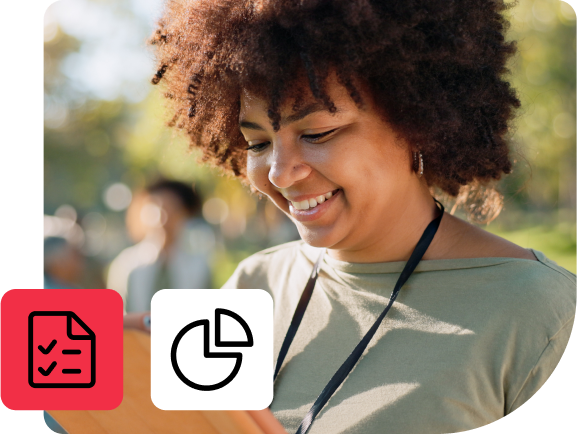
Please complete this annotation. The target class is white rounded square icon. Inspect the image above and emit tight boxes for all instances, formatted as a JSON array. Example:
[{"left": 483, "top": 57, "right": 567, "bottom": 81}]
[{"left": 151, "top": 289, "right": 273, "bottom": 410}]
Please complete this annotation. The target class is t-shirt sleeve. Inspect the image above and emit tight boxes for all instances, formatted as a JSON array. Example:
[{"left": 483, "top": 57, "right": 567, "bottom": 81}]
[{"left": 507, "top": 315, "right": 575, "bottom": 413}]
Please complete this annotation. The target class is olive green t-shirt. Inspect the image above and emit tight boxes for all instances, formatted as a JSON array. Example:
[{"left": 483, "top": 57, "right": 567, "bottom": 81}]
[{"left": 223, "top": 241, "right": 576, "bottom": 434}]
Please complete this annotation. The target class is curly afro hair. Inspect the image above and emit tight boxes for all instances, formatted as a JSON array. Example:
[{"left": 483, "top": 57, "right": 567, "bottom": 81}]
[{"left": 150, "top": 0, "right": 519, "bottom": 204}]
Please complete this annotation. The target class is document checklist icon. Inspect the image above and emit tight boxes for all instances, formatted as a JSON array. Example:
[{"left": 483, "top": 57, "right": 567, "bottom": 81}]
[{"left": 29, "top": 311, "right": 96, "bottom": 388}]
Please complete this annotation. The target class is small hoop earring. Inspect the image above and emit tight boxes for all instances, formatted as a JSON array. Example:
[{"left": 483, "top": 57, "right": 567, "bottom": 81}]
[
  {"left": 418, "top": 152, "right": 424, "bottom": 178},
  {"left": 413, "top": 151, "right": 424, "bottom": 178}
]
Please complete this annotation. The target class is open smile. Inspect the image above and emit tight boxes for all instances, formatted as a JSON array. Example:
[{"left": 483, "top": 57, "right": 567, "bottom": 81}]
[{"left": 286, "top": 189, "right": 341, "bottom": 222}]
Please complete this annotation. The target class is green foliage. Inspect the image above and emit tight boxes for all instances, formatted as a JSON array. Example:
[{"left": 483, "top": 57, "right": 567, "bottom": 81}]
[{"left": 500, "top": 0, "right": 576, "bottom": 217}]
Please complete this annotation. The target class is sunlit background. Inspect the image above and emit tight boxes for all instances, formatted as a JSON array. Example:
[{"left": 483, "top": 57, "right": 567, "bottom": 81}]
[{"left": 44, "top": 0, "right": 576, "bottom": 298}]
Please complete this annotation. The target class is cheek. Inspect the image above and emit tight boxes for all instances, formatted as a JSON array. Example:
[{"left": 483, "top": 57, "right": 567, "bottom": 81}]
[
  {"left": 246, "top": 156, "right": 270, "bottom": 193},
  {"left": 341, "top": 145, "right": 407, "bottom": 202},
  {"left": 337, "top": 140, "right": 388, "bottom": 180}
]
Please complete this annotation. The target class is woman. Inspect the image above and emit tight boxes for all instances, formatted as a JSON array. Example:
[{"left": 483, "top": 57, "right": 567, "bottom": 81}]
[{"left": 150, "top": 1, "right": 575, "bottom": 433}]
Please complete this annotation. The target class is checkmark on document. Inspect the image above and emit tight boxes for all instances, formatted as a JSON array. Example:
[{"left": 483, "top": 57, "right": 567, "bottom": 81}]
[
  {"left": 38, "top": 339, "right": 57, "bottom": 354},
  {"left": 28, "top": 312, "right": 96, "bottom": 388},
  {"left": 38, "top": 361, "right": 57, "bottom": 376}
]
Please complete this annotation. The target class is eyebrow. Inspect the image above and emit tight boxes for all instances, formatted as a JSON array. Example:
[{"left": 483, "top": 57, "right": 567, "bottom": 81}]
[{"left": 239, "top": 103, "right": 339, "bottom": 131}]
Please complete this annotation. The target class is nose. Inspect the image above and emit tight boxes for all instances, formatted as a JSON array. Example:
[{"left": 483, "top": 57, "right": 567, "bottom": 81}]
[{"left": 268, "top": 142, "right": 312, "bottom": 189}]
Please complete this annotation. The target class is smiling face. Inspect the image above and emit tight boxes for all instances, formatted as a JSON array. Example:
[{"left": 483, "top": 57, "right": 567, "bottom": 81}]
[{"left": 240, "top": 75, "right": 432, "bottom": 259}]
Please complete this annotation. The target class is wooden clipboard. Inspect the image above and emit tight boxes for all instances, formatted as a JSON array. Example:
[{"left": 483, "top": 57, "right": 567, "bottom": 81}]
[{"left": 47, "top": 330, "right": 287, "bottom": 434}]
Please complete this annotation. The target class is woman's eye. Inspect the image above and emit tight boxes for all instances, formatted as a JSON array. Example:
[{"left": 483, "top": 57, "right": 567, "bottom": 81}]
[
  {"left": 302, "top": 128, "right": 338, "bottom": 143},
  {"left": 245, "top": 128, "right": 338, "bottom": 151},
  {"left": 245, "top": 141, "right": 270, "bottom": 152}
]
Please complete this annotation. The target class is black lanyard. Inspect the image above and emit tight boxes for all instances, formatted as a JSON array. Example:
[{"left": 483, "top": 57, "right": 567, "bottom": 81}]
[{"left": 273, "top": 201, "right": 444, "bottom": 434}]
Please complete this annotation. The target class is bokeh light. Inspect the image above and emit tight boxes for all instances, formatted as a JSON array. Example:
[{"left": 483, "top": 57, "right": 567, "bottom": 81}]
[
  {"left": 553, "top": 112, "right": 575, "bottom": 138},
  {"left": 54, "top": 204, "right": 77, "bottom": 222},
  {"left": 104, "top": 183, "right": 133, "bottom": 211},
  {"left": 202, "top": 198, "right": 229, "bottom": 225}
]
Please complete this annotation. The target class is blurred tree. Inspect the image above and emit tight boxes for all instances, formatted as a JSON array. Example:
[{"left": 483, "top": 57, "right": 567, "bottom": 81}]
[
  {"left": 44, "top": 25, "right": 132, "bottom": 215},
  {"left": 500, "top": 0, "right": 576, "bottom": 223},
  {"left": 44, "top": 1, "right": 299, "bottom": 287}
]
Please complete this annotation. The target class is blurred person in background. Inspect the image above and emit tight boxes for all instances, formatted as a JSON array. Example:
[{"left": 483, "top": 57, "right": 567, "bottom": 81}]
[
  {"left": 44, "top": 236, "right": 85, "bottom": 289},
  {"left": 108, "top": 179, "right": 215, "bottom": 312}
]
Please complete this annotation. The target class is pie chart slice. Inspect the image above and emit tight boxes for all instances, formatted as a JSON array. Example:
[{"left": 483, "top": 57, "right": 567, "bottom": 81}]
[{"left": 215, "top": 308, "right": 254, "bottom": 347}]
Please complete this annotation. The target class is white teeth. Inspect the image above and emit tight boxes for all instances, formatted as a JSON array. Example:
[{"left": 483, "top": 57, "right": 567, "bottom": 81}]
[{"left": 290, "top": 190, "right": 336, "bottom": 210}]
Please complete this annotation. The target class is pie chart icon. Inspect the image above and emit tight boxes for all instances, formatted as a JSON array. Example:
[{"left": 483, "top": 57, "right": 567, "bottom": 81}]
[{"left": 170, "top": 308, "right": 254, "bottom": 391}]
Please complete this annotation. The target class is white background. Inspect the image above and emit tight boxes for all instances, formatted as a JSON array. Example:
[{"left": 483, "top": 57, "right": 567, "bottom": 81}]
[{"left": 151, "top": 289, "right": 273, "bottom": 410}]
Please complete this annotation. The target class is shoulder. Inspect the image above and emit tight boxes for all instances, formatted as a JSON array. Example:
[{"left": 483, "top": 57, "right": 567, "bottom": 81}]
[
  {"left": 456, "top": 248, "right": 576, "bottom": 340},
  {"left": 429, "top": 212, "right": 575, "bottom": 326},
  {"left": 111, "top": 240, "right": 164, "bottom": 277},
  {"left": 500, "top": 253, "right": 575, "bottom": 310},
  {"left": 221, "top": 240, "right": 316, "bottom": 289},
  {"left": 433, "top": 213, "right": 538, "bottom": 261}
]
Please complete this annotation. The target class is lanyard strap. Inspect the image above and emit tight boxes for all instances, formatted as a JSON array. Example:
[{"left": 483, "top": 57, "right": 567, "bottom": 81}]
[
  {"left": 273, "top": 248, "right": 326, "bottom": 381},
  {"left": 273, "top": 201, "right": 444, "bottom": 434}
]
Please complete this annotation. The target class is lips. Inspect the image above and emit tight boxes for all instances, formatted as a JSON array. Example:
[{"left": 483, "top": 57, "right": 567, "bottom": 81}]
[{"left": 285, "top": 189, "right": 341, "bottom": 222}]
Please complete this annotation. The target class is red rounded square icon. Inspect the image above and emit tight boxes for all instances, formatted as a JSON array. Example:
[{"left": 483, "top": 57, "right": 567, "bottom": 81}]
[{"left": 1, "top": 289, "right": 123, "bottom": 410}]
